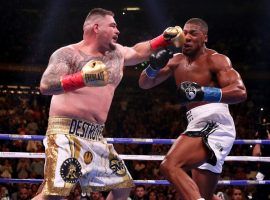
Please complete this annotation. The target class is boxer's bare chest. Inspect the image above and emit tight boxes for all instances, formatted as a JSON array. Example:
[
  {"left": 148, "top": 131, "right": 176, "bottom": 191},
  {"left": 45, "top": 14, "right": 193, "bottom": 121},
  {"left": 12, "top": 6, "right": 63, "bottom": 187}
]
[
  {"left": 71, "top": 49, "right": 124, "bottom": 85},
  {"left": 173, "top": 55, "right": 213, "bottom": 85}
]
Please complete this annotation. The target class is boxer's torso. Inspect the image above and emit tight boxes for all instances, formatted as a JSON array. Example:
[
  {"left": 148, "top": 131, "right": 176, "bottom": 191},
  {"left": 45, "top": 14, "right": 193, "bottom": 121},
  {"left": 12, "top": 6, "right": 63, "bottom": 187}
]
[
  {"left": 49, "top": 43, "right": 124, "bottom": 124},
  {"left": 171, "top": 48, "right": 219, "bottom": 110}
]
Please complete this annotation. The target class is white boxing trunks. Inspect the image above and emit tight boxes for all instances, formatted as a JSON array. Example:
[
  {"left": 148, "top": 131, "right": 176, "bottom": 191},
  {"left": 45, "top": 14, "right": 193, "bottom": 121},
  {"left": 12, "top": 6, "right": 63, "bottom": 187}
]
[
  {"left": 41, "top": 116, "right": 134, "bottom": 196},
  {"left": 184, "top": 103, "right": 236, "bottom": 173}
]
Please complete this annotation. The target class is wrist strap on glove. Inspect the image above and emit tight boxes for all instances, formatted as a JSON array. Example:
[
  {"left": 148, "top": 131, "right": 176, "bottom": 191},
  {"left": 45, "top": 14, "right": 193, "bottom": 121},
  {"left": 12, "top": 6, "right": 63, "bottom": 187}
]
[
  {"left": 202, "top": 87, "right": 222, "bottom": 102},
  {"left": 145, "top": 65, "right": 160, "bottom": 78},
  {"left": 150, "top": 35, "right": 169, "bottom": 50},
  {"left": 61, "top": 72, "right": 85, "bottom": 92}
]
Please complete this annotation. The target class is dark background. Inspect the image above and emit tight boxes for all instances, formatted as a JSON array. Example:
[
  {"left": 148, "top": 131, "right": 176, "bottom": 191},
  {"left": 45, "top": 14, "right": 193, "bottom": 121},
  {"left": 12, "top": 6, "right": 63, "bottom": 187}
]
[
  {"left": 0, "top": 1, "right": 269, "bottom": 198},
  {"left": 1, "top": 0, "right": 269, "bottom": 65},
  {"left": 0, "top": 0, "right": 269, "bottom": 110}
]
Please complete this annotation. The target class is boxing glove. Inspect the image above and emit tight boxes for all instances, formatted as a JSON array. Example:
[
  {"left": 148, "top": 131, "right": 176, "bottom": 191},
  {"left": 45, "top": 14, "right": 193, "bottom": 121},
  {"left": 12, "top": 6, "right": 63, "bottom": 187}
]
[
  {"left": 145, "top": 49, "right": 173, "bottom": 78},
  {"left": 177, "top": 81, "right": 222, "bottom": 103},
  {"left": 150, "top": 26, "right": 185, "bottom": 50},
  {"left": 61, "top": 60, "right": 109, "bottom": 92}
]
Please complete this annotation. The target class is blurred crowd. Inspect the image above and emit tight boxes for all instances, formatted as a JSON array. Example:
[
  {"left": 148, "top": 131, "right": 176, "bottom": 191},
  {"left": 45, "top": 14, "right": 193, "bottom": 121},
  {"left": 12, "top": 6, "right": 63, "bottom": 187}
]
[
  {"left": 0, "top": 2, "right": 269, "bottom": 199},
  {"left": 0, "top": 77, "right": 269, "bottom": 199}
]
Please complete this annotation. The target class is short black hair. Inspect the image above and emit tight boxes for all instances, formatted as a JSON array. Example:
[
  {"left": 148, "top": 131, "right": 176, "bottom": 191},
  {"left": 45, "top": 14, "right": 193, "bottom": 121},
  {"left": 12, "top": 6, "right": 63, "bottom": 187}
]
[
  {"left": 85, "top": 8, "right": 114, "bottom": 21},
  {"left": 185, "top": 18, "right": 208, "bottom": 34}
]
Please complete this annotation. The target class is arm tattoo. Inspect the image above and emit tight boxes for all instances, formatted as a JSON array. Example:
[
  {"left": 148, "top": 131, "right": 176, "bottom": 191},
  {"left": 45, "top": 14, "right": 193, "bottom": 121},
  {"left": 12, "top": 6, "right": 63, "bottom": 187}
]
[{"left": 41, "top": 47, "right": 77, "bottom": 94}]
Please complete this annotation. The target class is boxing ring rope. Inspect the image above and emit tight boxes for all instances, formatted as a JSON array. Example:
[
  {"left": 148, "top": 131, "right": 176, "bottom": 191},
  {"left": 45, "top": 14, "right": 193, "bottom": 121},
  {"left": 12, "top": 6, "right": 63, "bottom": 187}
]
[
  {"left": 0, "top": 178, "right": 269, "bottom": 186},
  {"left": 1, "top": 133, "right": 270, "bottom": 186},
  {"left": 1, "top": 152, "right": 270, "bottom": 162},
  {"left": 1, "top": 133, "right": 270, "bottom": 144}
]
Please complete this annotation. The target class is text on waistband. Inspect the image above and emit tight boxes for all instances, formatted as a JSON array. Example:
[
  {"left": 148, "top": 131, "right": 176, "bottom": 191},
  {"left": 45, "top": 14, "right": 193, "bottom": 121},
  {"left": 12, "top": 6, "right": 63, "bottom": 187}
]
[{"left": 69, "top": 119, "right": 104, "bottom": 141}]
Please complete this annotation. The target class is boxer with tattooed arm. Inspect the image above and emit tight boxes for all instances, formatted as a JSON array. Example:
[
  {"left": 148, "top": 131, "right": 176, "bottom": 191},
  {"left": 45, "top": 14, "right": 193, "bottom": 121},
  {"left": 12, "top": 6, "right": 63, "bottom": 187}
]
[{"left": 34, "top": 7, "right": 184, "bottom": 200}]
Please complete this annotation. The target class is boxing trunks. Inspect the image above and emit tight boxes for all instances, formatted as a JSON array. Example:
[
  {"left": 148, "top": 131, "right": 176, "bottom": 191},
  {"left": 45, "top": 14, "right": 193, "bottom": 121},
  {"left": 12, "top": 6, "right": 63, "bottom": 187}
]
[
  {"left": 184, "top": 103, "right": 236, "bottom": 173},
  {"left": 41, "top": 116, "right": 134, "bottom": 196}
]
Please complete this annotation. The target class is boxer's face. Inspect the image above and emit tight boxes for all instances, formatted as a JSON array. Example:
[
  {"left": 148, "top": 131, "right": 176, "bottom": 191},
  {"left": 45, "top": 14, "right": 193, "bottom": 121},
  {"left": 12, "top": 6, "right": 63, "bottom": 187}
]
[
  {"left": 182, "top": 23, "right": 207, "bottom": 56},
  {"left": 97, "top": 15, "right": 120, "bottom": 51}
]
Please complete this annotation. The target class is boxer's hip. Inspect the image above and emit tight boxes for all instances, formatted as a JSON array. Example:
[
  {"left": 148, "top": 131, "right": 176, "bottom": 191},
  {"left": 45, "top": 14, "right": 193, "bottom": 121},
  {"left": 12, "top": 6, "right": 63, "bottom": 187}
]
[
  {"left": 186, "top": 103, "right": 233, "bottom": 125},
  {"left": 46, "top": 116, "right": 105, "bottom": 142},
  {"left": 184, "top": 103, "right": 235, "bottom": 173}
]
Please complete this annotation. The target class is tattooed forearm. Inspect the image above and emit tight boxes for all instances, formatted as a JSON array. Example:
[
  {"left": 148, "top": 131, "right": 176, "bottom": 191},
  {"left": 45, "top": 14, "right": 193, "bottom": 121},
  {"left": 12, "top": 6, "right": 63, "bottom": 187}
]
[
  {"left": 40, "top": 47, "right": 76, "bottom": 95},
  {"left": 40, "top": 69, "right": 64, "bottom": 94}
]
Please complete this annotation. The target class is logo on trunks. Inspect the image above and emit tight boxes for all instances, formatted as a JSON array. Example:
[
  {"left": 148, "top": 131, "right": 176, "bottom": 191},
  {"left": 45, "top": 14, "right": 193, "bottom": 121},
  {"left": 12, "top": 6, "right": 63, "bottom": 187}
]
[
  {"left": 215, "top": 142, "right": 223, "bottom": 152},
  {"left": 60, "top": 158, "right": 82, "bottom": 183},
  {"left": 109, "top": 157, "right": 126, "bottom": 176},
  {"left": 184, "top": 85, "right": 196, "bottom": 100},
  {"left": 83, "top": 151, "right": 93, "bottom": 165},
  {"left": 201, "top": 121, "right": 219, "bottom": 136}
]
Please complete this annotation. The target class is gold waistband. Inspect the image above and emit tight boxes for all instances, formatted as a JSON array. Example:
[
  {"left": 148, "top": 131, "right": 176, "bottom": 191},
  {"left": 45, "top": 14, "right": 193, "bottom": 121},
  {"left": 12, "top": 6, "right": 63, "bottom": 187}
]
[{"left": 46, "top": 117, "right": 105, "bottom": 141}]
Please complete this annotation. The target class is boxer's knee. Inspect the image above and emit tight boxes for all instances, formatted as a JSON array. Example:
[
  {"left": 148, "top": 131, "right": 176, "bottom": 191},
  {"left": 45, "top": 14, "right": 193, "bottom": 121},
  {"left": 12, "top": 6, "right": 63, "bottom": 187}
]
[
  {"left": 160, "top": 159, "right": 174, "bottom": 178},
  {"left": 160, "top": 157, "right": 186, "bottom": 179}
]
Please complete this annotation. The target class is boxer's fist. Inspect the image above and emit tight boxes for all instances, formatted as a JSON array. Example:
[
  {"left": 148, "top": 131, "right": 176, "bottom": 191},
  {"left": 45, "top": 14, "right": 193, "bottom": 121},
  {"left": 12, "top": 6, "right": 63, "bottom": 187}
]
[
  {"left": 177, "top": 81, "right": 222, "bottom": 104},
  {"left": 145, "top": 49, "right": 173, "bottom": 78},
  {"left": 177, "top": 81, "right": 204, "bottom": 104},
  {"left": 163, "top": 26, "right": 185, "bottom": 48},
  {"left": 61, "top": 60, "right": 110, "bottom": 92},
  {"left": 150, "top": 26, "right": 185, "bottom": 50},
  {"left": 150, "top": 49, "right": 173, "bottom": 70},
  {"left": 82, "top": 60, "right": 109, "bottom": 86}
]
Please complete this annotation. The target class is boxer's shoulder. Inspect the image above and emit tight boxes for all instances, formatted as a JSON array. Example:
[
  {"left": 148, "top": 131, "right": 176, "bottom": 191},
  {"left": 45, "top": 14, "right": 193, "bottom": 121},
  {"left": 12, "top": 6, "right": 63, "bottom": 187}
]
[
  {"left": 206, "top": 49, "right": 227, "bottom": 60},
  {"left": 47, "top": 46, "right": 77, "bottom": 66},
  {"left": 52, "top": 45, "right": 76, "bottom": 58},
  {"left": 206, "top": 49, "right": 231, "bottom": 67},
  {"left": 114, "top": 43, "right": 127, "bottom": 56},
  {"left": 169, "top": 53, "right": 185, "bottom": 64},
  {"left": 206, "top": 48, "right": 218, "bottom": 55}
]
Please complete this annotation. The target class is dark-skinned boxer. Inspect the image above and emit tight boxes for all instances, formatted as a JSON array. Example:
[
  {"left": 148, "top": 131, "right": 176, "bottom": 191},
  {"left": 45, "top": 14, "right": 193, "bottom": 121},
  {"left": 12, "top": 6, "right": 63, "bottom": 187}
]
[{"left": 139, "top": 18, "right": 247, "bottom": 200}]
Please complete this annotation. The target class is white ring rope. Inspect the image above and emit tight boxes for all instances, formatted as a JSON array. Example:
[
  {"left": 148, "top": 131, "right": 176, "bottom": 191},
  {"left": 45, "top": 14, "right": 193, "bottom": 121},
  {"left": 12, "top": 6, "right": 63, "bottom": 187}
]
[
  {"left": 1, "top": 135, "right": 270, "bottom": 186},
  {"left": 0, "top": 152, "right": 269, "bottom": 162}
]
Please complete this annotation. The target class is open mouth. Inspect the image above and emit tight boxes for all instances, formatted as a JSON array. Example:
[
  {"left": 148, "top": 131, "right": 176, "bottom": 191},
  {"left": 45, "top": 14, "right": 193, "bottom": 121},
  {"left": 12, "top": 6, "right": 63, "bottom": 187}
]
[
  {"left": 112, "top": 35, "right": 118, "bottom": 42},
  {"left": 183, "top": 43, "right": 192, "bottom": 48},
  {"left": 183, "top": 44, "right": 193, "bottom": 51}
]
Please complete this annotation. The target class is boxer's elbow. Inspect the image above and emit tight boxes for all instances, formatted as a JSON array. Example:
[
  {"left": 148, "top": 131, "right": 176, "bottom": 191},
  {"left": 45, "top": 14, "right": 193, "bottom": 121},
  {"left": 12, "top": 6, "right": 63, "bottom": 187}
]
[
  {"left": 239, "top": 86, "right": 247, "bottom": 102},
  {"left": 232, "top": 85, "right": 247, "bottom": 103},
  {"left": 39, "top": 80, "right": 60, "bottom": 95},
  {"left": 242, "top": 92, "right": 247, "bottom": 102},
  {"left": 139, "top": 81, "right": 148, "bottom": 89},
  {"left": 139, "top": 77, "right": 153, "bottom": 89},
  {"left": 39, "top": 82, "right": 50, "bottom": 95},
  {"left": 222, "top": 84, "right": 247, "bottom": 104}
]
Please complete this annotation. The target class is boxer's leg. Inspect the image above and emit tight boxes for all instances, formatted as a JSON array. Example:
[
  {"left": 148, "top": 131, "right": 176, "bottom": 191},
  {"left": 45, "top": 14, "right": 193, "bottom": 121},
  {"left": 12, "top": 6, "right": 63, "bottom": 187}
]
[
  {"left": 192, "top": 168, "right": 220, "bottom": 200},
  {"left": 160, "top": 135, "right": 210, "bottom": 200}
]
